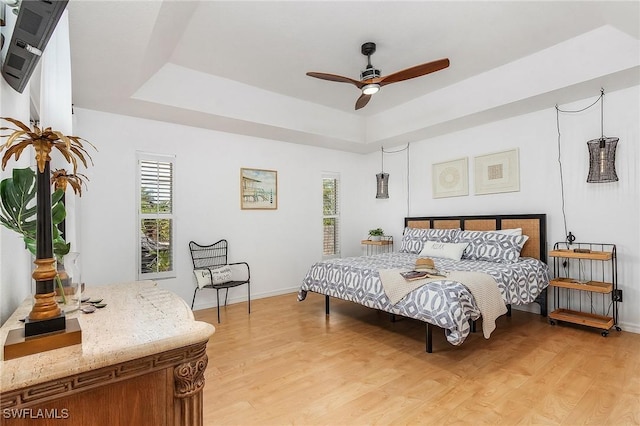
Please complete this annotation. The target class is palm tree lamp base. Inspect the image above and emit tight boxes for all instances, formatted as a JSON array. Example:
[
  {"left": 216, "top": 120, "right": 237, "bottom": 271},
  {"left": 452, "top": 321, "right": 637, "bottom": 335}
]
[
  {"left": 24, "top": 313, "right": 66, "bottom": 337},
  {"left": 4, "top": 318, "right": 82, "bottom": 360}
]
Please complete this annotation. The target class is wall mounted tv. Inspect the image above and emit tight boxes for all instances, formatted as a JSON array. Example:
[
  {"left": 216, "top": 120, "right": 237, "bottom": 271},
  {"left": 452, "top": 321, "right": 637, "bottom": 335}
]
[{"left": 2, "top": 0, "right": 68, "bottom": 93}]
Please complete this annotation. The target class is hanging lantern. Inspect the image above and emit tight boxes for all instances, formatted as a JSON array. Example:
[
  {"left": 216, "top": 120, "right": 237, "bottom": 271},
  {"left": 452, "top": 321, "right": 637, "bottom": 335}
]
[
  {"left": 375, "top": 147, "right": 389, "bottom": 199},
  {"left": 376, "top": 172, "right": 389, "bottom": 199},
  {"left": 587, "top": 137, "right": 618, "bottom": 183},
  {"left": 586, "top": 89, "right": 619, "bottom": 183}
]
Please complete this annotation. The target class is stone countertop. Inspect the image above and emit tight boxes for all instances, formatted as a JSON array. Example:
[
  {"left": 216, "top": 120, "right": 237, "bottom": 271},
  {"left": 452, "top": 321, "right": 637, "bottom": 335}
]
[{"left": 0, "top": 281, "right": 215, "bottom": 393}]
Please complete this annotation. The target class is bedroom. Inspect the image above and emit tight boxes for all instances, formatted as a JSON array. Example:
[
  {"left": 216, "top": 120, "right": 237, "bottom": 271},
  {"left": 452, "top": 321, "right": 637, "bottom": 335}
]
[{"left": 0, "top": 0, "right": 639, "bottom": 424}]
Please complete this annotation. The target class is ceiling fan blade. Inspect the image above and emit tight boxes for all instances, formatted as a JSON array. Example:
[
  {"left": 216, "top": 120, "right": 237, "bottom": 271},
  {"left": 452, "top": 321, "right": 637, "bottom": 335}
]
[
  {"left": 379, "top": 58, "right": 450, "bottom": 86},
  {"left": 355, "top": 93, "right": 371, "bottom": 110},
  {"left": 306, "top": 72, "right": 364, "bottom": 89}
]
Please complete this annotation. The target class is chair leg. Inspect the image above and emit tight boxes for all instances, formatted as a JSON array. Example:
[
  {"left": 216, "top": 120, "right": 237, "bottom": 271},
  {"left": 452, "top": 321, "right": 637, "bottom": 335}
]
[
  {"left": 224, "top": 288, "right": 229, "bottom": 306},
  {"left": 191, "top": 288, "right": 198, "bottom": 310},
  {"left": 247, "top": 283, "right": 251, "bottom": 314},
  {"left": 216, "top": 289, "right": 221, "bottom": 323}
]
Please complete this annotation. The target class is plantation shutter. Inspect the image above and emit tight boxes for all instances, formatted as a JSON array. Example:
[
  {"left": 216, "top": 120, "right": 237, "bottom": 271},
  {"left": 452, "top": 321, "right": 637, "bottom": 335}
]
[
  {"left": 138, "top": 153, "right": 176, "bottom": 279},
  {"left": 322, "top": 174, "right": 340, "bottom": 258}
]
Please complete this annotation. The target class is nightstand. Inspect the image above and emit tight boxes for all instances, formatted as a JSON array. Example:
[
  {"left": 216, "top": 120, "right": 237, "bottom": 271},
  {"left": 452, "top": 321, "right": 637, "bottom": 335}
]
[
  {"left": 548, "top": 242, "right": 620, "bottom": 336},
  {"left": 361, "top": 236, "right": 393, "bottom": 255}
]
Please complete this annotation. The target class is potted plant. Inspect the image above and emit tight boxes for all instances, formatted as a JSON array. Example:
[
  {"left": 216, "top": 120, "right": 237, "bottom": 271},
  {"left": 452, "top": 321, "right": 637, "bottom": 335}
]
[
  {"left": 0, "top": 117, "right": 93, "bottom": 334},
  {"left": 368, "top": 227, "right": 384, "bottom": 241}
]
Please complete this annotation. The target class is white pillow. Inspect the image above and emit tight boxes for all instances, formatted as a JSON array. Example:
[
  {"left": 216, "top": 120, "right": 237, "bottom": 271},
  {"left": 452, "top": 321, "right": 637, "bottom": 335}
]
[
  {"left": 193, "top": 266, "right": 233, "bottom": 289},
  {"left": 419, "top": 241, "right": 469, "bottom": 261},
  {"left": 493, "top": 228, "right": 522, "bottom": 236}
]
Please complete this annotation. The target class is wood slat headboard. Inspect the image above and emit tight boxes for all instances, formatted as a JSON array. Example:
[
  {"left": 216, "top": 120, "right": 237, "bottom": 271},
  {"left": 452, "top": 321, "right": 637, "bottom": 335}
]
[{"left": 404, "top": 214, "right": 547, "bottom": 263}]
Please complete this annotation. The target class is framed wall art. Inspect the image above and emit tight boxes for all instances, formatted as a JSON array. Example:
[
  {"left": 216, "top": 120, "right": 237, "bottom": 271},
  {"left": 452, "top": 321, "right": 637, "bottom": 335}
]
[
  {"left": 474, "top": 148, "right": 520, "bottom": 195},
  {"left": 240, "top": 168, "right": 278, "bottom": 210},
  {"left": 432, "top": 157, "right": 469, "bottom": 198}
]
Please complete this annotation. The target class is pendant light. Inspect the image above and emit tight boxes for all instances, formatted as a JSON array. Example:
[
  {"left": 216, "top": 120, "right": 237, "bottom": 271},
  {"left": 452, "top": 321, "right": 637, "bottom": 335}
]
[
  {"left": 375, "top": 147, "right": 389, "bottom": 199},
  {"left": 586, "top": 89, "right": 618, "bottom": 183}
]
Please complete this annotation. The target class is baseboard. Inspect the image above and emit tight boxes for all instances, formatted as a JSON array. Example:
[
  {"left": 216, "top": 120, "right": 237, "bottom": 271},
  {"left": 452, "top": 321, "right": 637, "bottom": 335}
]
[
  {"left": 192, "top": 286, "right": 299, "bottom": 311},
  {"left": 618, "top": 321, "right": 640, "bottom": 334}
]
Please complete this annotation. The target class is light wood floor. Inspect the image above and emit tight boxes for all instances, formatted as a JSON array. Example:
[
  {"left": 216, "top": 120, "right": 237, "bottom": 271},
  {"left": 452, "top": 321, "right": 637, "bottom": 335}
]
[{"left": 194, "top": 292, "right": 640, "bottom": 425}]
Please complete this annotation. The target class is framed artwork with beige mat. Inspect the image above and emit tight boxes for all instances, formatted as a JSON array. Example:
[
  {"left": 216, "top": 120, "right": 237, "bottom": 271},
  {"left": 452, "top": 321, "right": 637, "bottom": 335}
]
[
  {"left": 474, "top": 149, "right": 520, "bottom": 195},
  {"left": 432, "top": 157, "right": 468, "bottom": 198}
]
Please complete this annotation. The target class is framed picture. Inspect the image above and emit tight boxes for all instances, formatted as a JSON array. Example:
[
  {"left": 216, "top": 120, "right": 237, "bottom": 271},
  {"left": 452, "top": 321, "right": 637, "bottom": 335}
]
[
  {"left": 240, "top": 168, "right": 278, "bottom": 210},
  {"left": 474, "top": 149, "right": 520, "bottom": 195},
  {"left": 432, "top": 157, "right": 469, "bottom": 198}
]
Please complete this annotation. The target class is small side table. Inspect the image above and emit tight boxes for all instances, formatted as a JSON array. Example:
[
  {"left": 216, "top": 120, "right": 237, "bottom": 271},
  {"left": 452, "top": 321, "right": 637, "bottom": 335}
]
[{"left": 361, "top": 236, "right": 394, "bottom": 255}]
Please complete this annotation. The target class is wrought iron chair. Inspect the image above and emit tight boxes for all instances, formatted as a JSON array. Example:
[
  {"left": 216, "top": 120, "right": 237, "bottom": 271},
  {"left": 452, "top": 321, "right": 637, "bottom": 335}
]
[{"left": 189, "top": 239, "right": 250, "bottom": 323}]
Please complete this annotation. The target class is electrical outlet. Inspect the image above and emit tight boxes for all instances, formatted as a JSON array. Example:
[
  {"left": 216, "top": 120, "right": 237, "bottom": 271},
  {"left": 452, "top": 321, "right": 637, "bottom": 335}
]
[{"left": 613, "top": 289, "right": 623, "bottom": 302}]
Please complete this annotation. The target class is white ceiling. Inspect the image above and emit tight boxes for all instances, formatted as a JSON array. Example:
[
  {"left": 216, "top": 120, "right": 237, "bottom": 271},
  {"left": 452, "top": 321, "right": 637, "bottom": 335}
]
[{"left": 65, "top": 1, "right": 640, "bottom": 153}]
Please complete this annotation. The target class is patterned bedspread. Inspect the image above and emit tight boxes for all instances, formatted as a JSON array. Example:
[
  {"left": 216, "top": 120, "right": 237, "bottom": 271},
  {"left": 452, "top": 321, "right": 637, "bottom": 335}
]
[{"left": 298, "top": 252, "right": 550, "bottom": 346}]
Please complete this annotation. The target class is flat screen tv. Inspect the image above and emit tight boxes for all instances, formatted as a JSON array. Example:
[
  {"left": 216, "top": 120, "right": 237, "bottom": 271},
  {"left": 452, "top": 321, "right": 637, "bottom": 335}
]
[{"left": 1, "top": 0, "right": 69, "bottom": 93}]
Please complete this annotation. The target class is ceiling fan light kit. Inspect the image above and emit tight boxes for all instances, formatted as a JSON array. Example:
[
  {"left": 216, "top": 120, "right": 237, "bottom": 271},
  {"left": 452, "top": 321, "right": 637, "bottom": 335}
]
[
  {"left": 362, "top": 83, "right": 380, "bottom": 95},
  {"left": 306, "top": 41, "right": 449, "bottom": 110}
]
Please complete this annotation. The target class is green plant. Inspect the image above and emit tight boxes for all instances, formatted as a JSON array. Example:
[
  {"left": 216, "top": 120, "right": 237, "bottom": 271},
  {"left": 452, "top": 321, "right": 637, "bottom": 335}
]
[
  {"left": 0, "top": 167, "right": 69, "bottom": 258},
  {"left": 368, "top": 227, "right": 384, "bottom": 236}
]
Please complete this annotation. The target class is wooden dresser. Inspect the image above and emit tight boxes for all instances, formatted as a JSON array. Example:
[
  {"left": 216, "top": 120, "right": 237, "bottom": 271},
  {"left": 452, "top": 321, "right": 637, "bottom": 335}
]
[{"left": 0, "top": 281, "right": 215, "bottom": 425}]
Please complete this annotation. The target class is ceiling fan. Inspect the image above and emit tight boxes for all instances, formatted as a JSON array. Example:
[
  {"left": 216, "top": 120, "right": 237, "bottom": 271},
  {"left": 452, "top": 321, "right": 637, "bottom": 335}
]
[{"left": 306, "top": 42, "right": 450, "bottom": 110}]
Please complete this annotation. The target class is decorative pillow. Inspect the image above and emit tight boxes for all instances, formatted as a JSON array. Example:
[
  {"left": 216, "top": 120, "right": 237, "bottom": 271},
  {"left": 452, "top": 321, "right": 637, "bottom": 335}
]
[
  {"left": 419, "top": 241, "right": 469, "bottom": 261},
  {"left": 493, "top": 228, "right": 522, "bottom": 236},
  {"left": 399, "top": 227, "right": 460, "bottom": 254},
  {"left": 455, "top": 230, "right": 529, "bottom": 263},
  {"left": 193, "top": 266, "right": 233, "bottom": 289}
]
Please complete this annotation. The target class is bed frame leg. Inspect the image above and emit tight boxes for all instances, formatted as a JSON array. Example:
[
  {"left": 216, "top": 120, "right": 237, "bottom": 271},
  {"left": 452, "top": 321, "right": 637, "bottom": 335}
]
[
  {"left": 535, "top": 288, "right": 548, "bottom": 317},
  {"left": 325, "top": 295, "right": 330, "bottom": 315},
  {"left": 507, "top": 304, "right": 512, "bottom": 317},
  {"left": 470, "top": 319, "right": 477, "bottom": 333},
  {"left": 426, "top": 323, "right": 433, "bottom": 353}
]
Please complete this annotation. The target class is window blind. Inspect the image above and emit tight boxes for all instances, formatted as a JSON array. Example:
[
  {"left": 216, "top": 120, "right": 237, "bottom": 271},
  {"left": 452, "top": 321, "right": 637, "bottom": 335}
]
[{"left": 322, "top": 174, "right": 340, "bottom": 258}]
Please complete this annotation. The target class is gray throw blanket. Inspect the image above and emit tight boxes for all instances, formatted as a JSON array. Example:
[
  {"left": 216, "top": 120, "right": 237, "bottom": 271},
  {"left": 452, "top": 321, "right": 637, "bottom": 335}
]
[{"left": 378, "top": 269, "right": 507, "bottom": 338}]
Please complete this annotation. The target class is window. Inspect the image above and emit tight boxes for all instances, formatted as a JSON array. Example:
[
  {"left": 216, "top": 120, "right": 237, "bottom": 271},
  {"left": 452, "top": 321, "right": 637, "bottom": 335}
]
[
  {"left": 137, "top": 153, "right": 175, "bottom": 279},
  {"left": 322, "top": 174, "right": 340, "bottom": 258}
]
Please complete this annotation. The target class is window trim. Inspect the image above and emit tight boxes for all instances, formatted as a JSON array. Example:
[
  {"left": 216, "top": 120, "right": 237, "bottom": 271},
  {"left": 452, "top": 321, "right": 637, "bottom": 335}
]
[{"left": 136, "top": 152, "right": 176, "bottom": 280}]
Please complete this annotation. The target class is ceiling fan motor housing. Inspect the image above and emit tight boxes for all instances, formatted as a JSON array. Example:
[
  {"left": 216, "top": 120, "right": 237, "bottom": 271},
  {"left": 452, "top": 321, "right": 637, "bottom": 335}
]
[
  {"left": 361, "top": 67, "right": 381, "bottom": 81},
  {"left": 360, "top": 42, "right": 380, "bottom": 81}
]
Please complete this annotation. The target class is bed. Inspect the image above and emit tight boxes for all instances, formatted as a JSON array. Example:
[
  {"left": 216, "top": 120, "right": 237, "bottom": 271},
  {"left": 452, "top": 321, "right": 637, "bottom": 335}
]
[{"left": 298, "top": 213, "right": 549, "bottom": 352}]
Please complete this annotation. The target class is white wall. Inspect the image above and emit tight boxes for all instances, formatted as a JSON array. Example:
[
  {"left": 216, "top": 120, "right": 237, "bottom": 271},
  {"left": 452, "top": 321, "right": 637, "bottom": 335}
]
[
  {"left": 0, "top": 77, "right": 33, "bottom": 324},
  {"left": 362, "top": 85, "right": 640, "bottom": 332},
  {"left": 73, "top": 108, "right": 369, "bottom": 310}
]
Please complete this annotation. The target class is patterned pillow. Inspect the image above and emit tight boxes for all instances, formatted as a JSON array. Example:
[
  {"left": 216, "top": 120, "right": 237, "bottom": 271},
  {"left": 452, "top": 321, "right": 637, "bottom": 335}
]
[
  {"left": 399, "top": 227, "right": 460, "bottom": 254},
  {"left": 193, "top": 266, "right": 233, "bottom": 289},
  {"left": 455, "top": 230, "right": 529, "bottom": 263}
]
